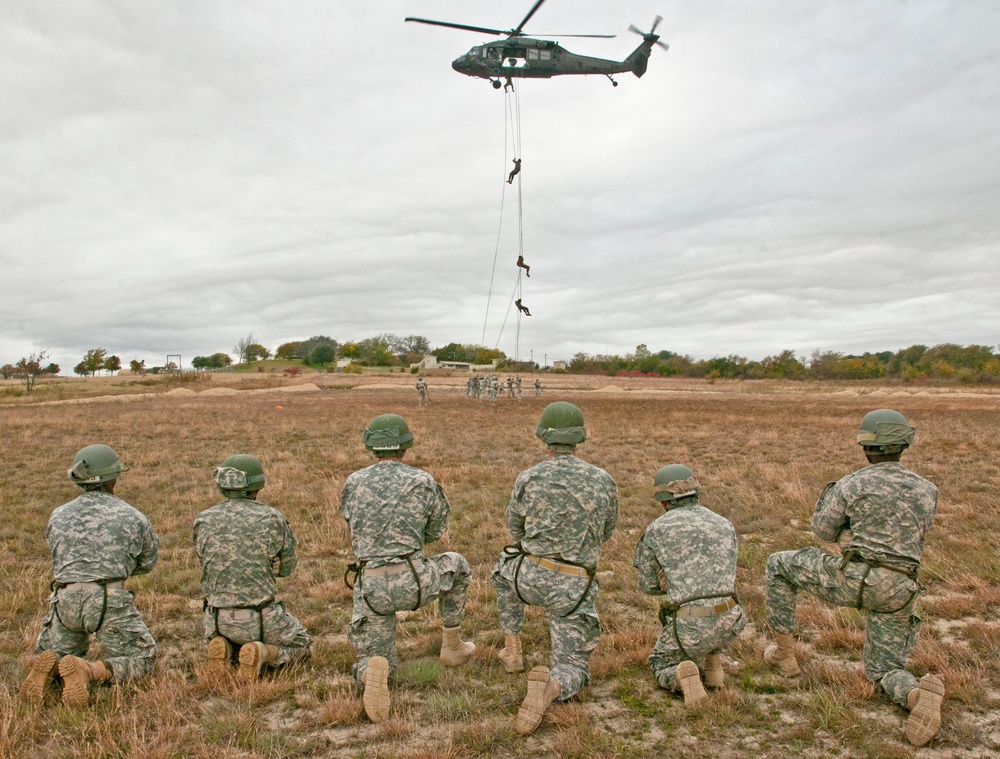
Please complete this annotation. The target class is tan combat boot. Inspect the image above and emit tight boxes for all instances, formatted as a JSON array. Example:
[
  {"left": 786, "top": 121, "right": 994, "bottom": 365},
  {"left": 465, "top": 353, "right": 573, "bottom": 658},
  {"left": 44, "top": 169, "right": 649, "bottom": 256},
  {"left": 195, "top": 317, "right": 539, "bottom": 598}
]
[
  {"left": 362, "top": 656, "right": 391, "bottom": 723},
  {"left": 205, "top": 636, "right": 233, "bottom": 679},
  {"left": 238, "top": 641, "right": 279, "bottom": 680},
  {"left": 905, "top": 674, "right": 945, "bottom": 746},
  {"left": 19, "top": 650, "right": 60, "bottom": 704},
  {"left": 58, "top": 655, "right": 110, "bottom": 708},
  {"left": 515, "top": 666, "right": 561, "bottom": 734},
  {"left": 497, "top": 633, "right": 524, "bottom": 673},
  {"left": 439, "top": 626, "right": 476, "bottom": 666},
  {"left": 764, "top": 633, "right": 800, "bottom": 677},
  {"left": 676, "top": 660, "right": 710, "bottom": 710},
  {"left": 702, "top": 653, "right": 725, "bottom": 689}
]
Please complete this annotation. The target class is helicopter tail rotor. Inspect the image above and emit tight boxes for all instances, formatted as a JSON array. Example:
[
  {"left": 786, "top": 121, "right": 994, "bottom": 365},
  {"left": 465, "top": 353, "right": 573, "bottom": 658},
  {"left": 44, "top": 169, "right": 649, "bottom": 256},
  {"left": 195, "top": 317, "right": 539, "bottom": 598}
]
[{"left": 629, "top": 16, "right": 669, "bottom": 51}]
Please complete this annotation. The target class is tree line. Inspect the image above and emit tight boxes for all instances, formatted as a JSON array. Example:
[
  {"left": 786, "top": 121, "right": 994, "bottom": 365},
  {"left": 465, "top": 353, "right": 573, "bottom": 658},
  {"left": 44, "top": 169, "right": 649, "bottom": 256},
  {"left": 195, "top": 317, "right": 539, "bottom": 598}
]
[{"left": 568, "top": 343, "right": 1000, "bottom": 383}]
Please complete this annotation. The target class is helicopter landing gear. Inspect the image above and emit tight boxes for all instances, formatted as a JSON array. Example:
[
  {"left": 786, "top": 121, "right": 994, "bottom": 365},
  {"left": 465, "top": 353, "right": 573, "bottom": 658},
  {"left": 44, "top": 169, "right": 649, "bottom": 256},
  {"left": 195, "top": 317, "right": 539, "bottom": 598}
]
[
  {"left": 492, "top": 79, "right": 502, "bottom": 89},
  {"left": 606, "top": 74, "right": 618, "bottom": 87}
]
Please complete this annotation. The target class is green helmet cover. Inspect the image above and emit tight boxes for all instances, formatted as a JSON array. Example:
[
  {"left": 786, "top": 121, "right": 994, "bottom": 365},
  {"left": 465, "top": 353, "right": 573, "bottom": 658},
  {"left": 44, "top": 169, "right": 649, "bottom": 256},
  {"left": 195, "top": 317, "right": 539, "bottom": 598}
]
[
  {"left": 535, "top": 401, "right": 586, "bottom": 449},
  {"left": 364, "top": 413, "right": 414, "bottom": 455},
  {"left": 214, "top": 454, "right": 266, "bottom": 497},
  {"left": 857, "top": 409, "right": 915, "bottom": 453},
  {"left": 653, "top": 464, "right": 700, "bottom": 505},
  {"left": 69, "top": 444, "right": 128, "bottom": 489}
]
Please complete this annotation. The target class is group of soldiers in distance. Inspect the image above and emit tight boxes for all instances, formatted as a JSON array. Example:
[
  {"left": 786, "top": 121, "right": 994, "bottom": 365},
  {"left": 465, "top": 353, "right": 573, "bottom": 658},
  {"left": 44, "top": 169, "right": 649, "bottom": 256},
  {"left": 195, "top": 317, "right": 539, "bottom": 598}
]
[
  {"left": 461, "top": 374, "right": 543, "bottom": 401},
  {"left": 18, "top": 403, "right": 945, "bottom": 747}
]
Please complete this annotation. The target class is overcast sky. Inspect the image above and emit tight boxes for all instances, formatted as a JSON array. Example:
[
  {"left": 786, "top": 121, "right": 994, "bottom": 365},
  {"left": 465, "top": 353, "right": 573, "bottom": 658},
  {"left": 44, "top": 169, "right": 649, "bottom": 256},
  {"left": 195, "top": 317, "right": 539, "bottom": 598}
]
[{"left": 2, "top": 0, "right": 998, "bottom": 371}]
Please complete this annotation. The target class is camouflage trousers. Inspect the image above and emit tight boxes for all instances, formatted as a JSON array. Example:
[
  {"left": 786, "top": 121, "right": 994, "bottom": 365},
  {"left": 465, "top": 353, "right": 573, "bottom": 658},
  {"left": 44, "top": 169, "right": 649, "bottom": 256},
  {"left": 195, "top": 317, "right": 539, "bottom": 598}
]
[
  {"left": 651, "top": 603, "right": 747, "bottom": 691},
  {"left": 766, "top": 547, "right": 922, "bottom": 707},
  {"left": 203, "top": 601, "right": 311, "bottom": 666},
  {"left": 492, "top": 555, "right": 600, "bottom": 700},
  {"left": 349, "top": 552, "right": 470, "bottom": 684},
  {"left": 35, "top": 587, "right": 156, "bottom": 682}
]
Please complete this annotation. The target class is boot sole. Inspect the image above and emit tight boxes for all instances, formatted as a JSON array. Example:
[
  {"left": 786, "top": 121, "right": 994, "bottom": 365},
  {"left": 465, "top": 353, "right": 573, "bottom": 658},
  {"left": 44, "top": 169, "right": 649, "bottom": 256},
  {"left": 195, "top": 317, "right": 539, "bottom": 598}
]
[
  {"left": 677, "top": 660, "right": 710, "bottom": 710},
  {"left": 20, "top": 650, "right": 59, "bottom": 704},
  {"left": 516, "top": 666, "right": 551, "bottom": 734},
  {"left": 238, "top": 642, "right": 265, "bottom": 681},
  {"left": 205, "top": 637, "right": 232, "bottom": 679},
  {"left": 363, "top": 656, "right": 391, "bottom": 723},
  {"left": 905, "top": 674, "right": 945, "bottom": 746},
  {"left": 58, "top": 656, "right": 91, "bottom": 708}
]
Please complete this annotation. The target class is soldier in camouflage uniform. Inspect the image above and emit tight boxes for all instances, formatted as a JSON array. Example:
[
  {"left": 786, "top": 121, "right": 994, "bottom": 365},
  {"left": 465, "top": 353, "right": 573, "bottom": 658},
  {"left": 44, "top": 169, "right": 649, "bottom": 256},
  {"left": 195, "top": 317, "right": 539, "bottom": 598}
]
[
  {"left": 194, "top": 454, "right": 311, "bottom": 681},
  {"left": 492, "top": 401, "right": 619, "bottom": 734},
  {"left": 634, "top": 465, "right": 746, "bottom": 709},
  {"left": 20, "top": 444, "right": 158, "bottom": 708},
  {"left": 764, "top": 409, "right": 945, "bottom": 747},
  {"left": 415, "top": 377, "right": 428, "bottom": 406},
  {"left": 340, "top": 413, "right": 475, "bottom": 723}
]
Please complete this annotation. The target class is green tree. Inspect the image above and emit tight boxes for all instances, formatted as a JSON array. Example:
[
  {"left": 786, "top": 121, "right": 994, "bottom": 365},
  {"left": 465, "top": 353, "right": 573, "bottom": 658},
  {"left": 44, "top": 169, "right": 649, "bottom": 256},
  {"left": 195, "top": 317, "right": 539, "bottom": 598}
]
[
  {"left": 129, "top": 359, "right": 147, "bottom": 375},
  {"left": 308, "top": 343, "right": 336, "bottom": 367},
  {"left": 104, "top": 355, "right": 121, "bottom": 375},
  {"left": 245, "top": 343, "right": 270, "bottom": 362},
  {"left": 81, "top": 348, "right": 108, "bottom": 376},
  {"left": 296, "top": 336, "right": 338, "bottom": 360}
]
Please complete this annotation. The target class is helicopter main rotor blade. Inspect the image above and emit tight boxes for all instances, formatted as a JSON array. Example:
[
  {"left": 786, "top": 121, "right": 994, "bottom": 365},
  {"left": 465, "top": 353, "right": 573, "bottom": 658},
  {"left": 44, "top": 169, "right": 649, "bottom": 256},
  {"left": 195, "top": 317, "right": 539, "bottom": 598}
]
[
  {"left": 514, "top": 0, "right": 548, "bottom": 35},
  {"left": 529, "top": 33, "right": 617, "bottom": 39},
  {"left": 404, "top": 17, "right": 506, "bottom": 36},
  {"left": 651, "top": 15, "right": 663, "bottom": 34}
]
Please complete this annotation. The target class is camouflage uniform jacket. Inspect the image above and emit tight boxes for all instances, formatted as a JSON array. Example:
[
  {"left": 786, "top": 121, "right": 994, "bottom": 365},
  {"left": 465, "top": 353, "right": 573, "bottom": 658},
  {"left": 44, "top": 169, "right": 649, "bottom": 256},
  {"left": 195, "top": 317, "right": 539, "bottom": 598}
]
[
  {"left": 47, "top": 490, "right": 159, "bottom": 584},
  {"left": 508, "top": 454, "right": 618, "bottom": 570},
  {"left": 812, "top": 462, "right": 937, "bottom": 575},
  {"left": 340, "top": 460, "right": 449, "bottom": 563},
  {"left": 634, "top": 503, "right": 738, "bottom": 606},
  {"left": 194, "top": 498, "right": 298, "bottom": 609}
]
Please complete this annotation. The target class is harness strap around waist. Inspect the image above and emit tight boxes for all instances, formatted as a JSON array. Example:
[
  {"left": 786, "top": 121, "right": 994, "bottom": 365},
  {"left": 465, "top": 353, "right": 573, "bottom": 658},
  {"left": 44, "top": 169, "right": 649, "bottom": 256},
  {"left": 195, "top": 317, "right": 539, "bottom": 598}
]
[
  {"left": 348, "top": 552, "right": 425, "bottom": 615},
  {"left": 659, "top": 593, "right": 740, "bottom": 659},
  {"left": 841, "top": 550, "right": 920, "bottom": 614},
  {"left": 504, "top": 544, "right": 596, "bottom": 618},
  {"left": 51, "top": 577, "right": 127, "bottom": 635},
  {"left": 205, "top": 597, "right": 275, "bottom": 643}
]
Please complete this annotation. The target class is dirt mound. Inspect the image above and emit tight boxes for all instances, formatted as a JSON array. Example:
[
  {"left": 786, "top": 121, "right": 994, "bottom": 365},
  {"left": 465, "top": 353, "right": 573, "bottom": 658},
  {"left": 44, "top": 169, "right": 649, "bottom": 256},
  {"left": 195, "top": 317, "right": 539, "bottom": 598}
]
[
  {"left": 199, "top": 387, "right": 240, "bottom": 396},
  {"left": 594, "top": 385, "right": 625, "bottom": 393},
  {"left": 354, "top": 384, "right": 404, "bottom": 391},
  {"left": 165, "top": 388, "right": 198, "bottom": 396},
  {"left": 247, "top": 383, "right": 321, "bottom": 394}
]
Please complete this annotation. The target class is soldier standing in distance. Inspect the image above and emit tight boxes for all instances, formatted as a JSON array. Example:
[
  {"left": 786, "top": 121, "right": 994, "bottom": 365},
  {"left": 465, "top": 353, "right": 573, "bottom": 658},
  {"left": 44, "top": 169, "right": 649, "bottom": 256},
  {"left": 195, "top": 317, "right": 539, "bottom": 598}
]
[
  {"left": 20, "top": 444, "right": 158, "bottom": 708},
  {"left": 340, "top": 414, "right": 475, "bottom": 723},
  {"left": 415, "top": 376, "right": 428, "bottom": 407},
  {"left": 534, "top": 378, "right": 542, "bottom": 397},
  {"left": 634, "top": 465, "right": 746, "bottom": 709},
  {"left": 492, "top": 402, "right": 618, "bottom": 734},
  {"left": 763, "top": 409, "right": 944, "bottom": 747},
  {"left": 194, "top": 455, "right": 311, "bottom": 680}
]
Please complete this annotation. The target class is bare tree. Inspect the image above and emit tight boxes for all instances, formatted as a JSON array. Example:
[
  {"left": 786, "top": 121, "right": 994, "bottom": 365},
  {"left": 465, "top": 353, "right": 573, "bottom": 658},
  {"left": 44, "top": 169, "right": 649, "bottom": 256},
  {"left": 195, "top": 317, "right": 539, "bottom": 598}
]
[{"left": 234, "top": 332, "right": 256, "bottom": 364}]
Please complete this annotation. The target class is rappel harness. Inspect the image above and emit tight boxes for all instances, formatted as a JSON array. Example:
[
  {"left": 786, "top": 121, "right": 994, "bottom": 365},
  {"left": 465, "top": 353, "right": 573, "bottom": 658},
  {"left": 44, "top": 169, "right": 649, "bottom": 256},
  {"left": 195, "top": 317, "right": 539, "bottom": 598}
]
[
  {"left": 344, "top": 549, "right": 424, "bottom": 615},
  {"left": 658, "top": 593, "right": 741, "bottom": 661},
  {"left": 51, "top": 578, "right": 126, "bottom": 635},
  {"left": 841, "top": 549, "right": 921, "bottom": 614},
  {"left": 503, "top": 544, "right": 596, "bottom": 618}
]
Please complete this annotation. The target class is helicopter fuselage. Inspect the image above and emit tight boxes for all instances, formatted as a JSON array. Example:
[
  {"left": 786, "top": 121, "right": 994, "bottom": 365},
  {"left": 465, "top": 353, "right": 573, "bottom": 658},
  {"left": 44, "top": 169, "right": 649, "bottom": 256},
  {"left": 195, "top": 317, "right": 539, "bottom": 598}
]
[{"left": 452, "top": 37, "right": 649, "bottom": 81}]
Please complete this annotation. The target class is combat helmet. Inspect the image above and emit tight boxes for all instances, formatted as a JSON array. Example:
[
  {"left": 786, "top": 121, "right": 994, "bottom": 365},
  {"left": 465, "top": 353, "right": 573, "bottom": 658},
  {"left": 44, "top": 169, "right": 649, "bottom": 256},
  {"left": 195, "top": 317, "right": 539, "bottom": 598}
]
[
  {"left": 857, "top": 409, "right": 915, "bottom": 455},
  {"left": 364, "top": 413, "right": 414, "bottom": 457},
  {"left": 653, "top": 464, "right": 701, "bottom": 509},
  {"left": 68, "top": 444, "right": 128, "bottom": 490},
  {"left": 214, "top": 454, "right": 266, "bottom": 497},
  {"left": 535, "top": 401, "right": 586, "bottom": 451}
]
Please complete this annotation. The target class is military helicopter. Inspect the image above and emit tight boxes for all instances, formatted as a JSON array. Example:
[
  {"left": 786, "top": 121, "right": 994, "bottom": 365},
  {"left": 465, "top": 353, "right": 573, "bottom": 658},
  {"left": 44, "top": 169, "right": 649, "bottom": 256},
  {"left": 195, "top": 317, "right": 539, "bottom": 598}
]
[{"left": 405, "top": 0, "right": 668, "bottom": 89}]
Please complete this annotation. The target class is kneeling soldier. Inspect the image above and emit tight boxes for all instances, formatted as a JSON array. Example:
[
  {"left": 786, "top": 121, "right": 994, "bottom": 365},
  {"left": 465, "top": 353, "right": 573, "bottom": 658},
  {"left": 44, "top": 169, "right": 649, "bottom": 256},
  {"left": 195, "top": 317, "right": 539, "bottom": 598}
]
[
  {"left": 340, "top": 414, "right": 475, "bottom": 723},
  {"left": 763, "top": 409, "right": 944, "bottom": 746},
  {"left": 492, "top": 402, "right": 619, "bottom": 734},
  {"left": 634, "top": 465, "right": 746, "bottom": 709},
  {"left": 21, "top": 444, "right": 158, "bottom": 708},
  {"left": 195, "top": 455, "right": 311, "bottom": 680}
]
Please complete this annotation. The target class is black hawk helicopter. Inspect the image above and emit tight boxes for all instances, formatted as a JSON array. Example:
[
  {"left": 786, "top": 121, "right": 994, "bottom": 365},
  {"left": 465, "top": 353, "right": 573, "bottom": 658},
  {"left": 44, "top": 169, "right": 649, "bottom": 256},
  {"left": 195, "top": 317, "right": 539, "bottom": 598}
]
[{"left": 405, "top": 0, "right": 668, "bottom": 89}]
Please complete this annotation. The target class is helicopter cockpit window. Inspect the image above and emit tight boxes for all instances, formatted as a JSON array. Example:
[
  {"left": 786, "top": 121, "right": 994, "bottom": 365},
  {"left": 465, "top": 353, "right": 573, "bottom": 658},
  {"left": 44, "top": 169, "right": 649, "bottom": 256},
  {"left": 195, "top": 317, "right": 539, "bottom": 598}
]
[
  {"left": 539, "top": 49, "right": 552, "bottom": 61},
  {"left": 527, "top": 49, "right": 539, "bottom": 61}
]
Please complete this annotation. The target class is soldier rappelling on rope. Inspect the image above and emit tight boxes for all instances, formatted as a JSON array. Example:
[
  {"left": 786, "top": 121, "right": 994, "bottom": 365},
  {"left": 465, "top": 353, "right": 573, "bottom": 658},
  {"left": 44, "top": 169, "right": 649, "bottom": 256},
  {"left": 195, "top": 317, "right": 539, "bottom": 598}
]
[
  {"left": 515, "top": 299, "right": 532, "bottom": 317},
  {"left": 507, "top": 158, "right": 522, "bottom": 184},
  {"left": 517, "top": 255, "right": 530, "bottom": 277}
]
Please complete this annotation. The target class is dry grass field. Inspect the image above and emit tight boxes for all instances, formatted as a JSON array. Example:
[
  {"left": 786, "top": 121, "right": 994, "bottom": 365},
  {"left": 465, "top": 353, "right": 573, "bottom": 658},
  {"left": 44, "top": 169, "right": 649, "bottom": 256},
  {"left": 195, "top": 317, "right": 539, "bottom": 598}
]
[{"left": 2, "top": 374, "right": 999, "bottom": 758}]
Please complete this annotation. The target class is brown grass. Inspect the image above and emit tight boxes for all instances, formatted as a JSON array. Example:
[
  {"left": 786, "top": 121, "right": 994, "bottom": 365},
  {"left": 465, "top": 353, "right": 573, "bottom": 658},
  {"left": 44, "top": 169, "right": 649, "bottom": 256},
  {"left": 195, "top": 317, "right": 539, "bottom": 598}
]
[{"left": 2, "top": 377, "right": 999, "bottom": 757}]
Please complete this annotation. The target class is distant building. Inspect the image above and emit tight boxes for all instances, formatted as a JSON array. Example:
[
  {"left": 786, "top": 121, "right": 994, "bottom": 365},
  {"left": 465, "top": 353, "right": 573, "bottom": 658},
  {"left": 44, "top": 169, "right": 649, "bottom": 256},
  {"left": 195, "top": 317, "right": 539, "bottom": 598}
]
[{"left": 551, "top": 360, "right": 568, "bottom": 371}]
